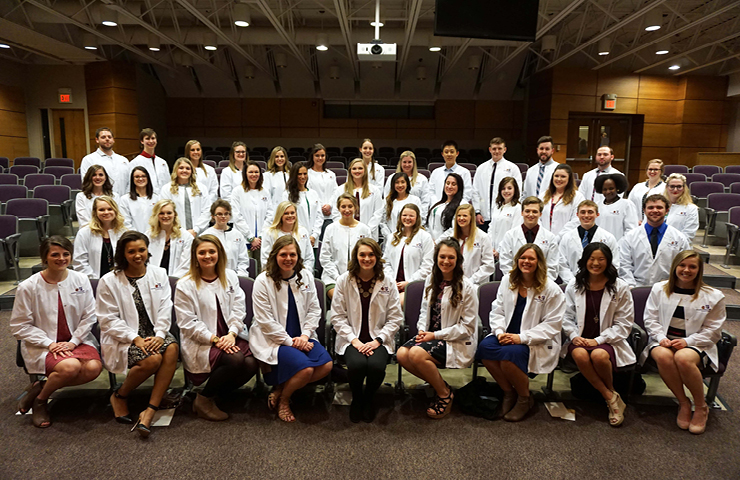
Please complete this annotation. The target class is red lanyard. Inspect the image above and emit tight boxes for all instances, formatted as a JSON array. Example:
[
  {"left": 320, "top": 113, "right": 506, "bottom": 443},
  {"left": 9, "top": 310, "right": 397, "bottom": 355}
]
[{"left": 549, "top": 195, "right": 561, "bottom": 229}]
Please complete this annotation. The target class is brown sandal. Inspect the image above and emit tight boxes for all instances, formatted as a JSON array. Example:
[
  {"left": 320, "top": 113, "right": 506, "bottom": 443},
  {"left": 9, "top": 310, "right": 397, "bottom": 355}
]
[
  {"left": 32, "top": 397, "right": 51, "bottom": 428},
  {"left": 267, "top": 391, "right": 281, "bottom": 411},
  {"left": 277, "top": 402, "right": 295, "bottom": 423}
]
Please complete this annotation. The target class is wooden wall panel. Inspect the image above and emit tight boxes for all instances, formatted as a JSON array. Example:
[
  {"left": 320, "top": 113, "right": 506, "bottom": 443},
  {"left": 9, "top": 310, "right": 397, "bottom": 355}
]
[
  {"left": 551, "top": 94, "right": 596, "bottom": 119},
  {"left": 607, "top": 97, "right": 638, "bottom": 114},
  {"left": 0, "top": 136, "right": 29, "bottom": 158},
  {"left": 204, "top": 98, "right": 242, "bottom": 127},
  {"left": 204, "top": 127, "right": 241, "bottom": 138},
  {"left": 319, "top": 128, "right": 359, "bottom": 138},
  {"left": 549, "top": 120, "right": 568, "bottom": 145},
  {"left": 280, "top": 127, "right": 319, "bottom": 137},
  {"left": 639, "top": 147, "right": 679, "bottom": 166},
  {"left": 0, "top": 84, "right": 26, "bottom": 113},
  {"left": 596, "top": 73, "right": 640, "bottom": 98},
  {"left": 280, "top": 99, "right": 319, "bottom": 127},
  {"left": 552, "top": 68, "right": 598, "bottom": 96},
  {"left": 679, "top": 147, "right": 720, "bottom": 167},
  {"left": 434, "top": 128, "right": 474, "bottom": 140},
  {"left": 683, "top": 76, "right": 729, "bottom": 100},
  {"left": 636, "top": 99, "right": 678, "bottom": 124},
  {"left": 696, "top": 152, "right": 740, "bottom": 168},
  {"left": 642, "top": 124, "right": 680, "bottom": 147},
  {"left": 397, "top": 119, "right": 436, "bottom": 129},
  {"left": 358, "top": 128, "right": 396, "bottom": 139},
  {"left": 320, "top": 117, "right": 358, "bottom": 128},
  {"left": 243, "top": 98, "right": 280, "bottom": 127},
  {"left": 680, "top": 124, "right": 721, "bottom": 148},
  {"left": 243, "top": 127, "right": 281, "bottom": 137},
  {"left": 435, "top": 100, "right": 475, "bottom": 129},
  {"left": 0, "top": 110, "right": 28, "bottom": 138},
  {"left": 397, "top": 128, "right": 436, "bottom": 140},
  {"left": 358, "top": 119, "right": 398, "bottom": 129},
  {"left": 474, "top": 128, "right": 513, "bottom": 143},
  {"left": 681, "top": 100, "right": 726, "bottom": 124},
  {"left": 474, "top": 101, "right": 514, "bottom": 128},
  {"left": 638, "top": 76, "right": 680, "bottom": 100},
  {"left": 85, "top": 62, "right": 137, "bottom": 91},
  {"left": 167, "top": 98, "right": 204, "bottom": 127}
]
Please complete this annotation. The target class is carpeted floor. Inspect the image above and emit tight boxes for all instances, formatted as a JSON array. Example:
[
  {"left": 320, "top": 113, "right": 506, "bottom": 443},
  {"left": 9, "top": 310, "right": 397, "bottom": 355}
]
[{"left": 2, "top": 311, "right": 740, "bottom": 480}]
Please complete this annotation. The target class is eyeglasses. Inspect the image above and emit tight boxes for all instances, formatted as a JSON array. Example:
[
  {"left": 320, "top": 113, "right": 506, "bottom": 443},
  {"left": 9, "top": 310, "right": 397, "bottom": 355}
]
[
  {"left": 667, "top": 185, "right": 684, "bottom": 190},
  {"left": 234, "top": 150, "right": 247, "bottom": 155}
]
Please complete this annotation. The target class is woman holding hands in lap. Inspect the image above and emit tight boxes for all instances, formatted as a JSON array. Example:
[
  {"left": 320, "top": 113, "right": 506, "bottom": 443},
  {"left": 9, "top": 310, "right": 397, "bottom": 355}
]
[
  {"left": 331, "top": 238, "right": 403, "bottom": 422},
  {"left": 397, "top": 238, "right": 478, "bottom": 419},
  {"left": 477, "top": 243, "right": 564, "bottom": 422},
  {"left": 11, "top": 236, "right": 103, "bottom": 428},
  {"left": 643, "top": 250, "right": 726, "bottom": 435},
  {"left": 175, "top": 235, "right": 258, "bottom": 421},
  {"left": 441, "top": 204, "right": 496, "bottom": 286},
  {"left": 563, "top": 242, "right": 635, "bottom": 427},
  {"left": 250, "top": 236, "right": 333, "bottom": 422},
  {"left": 96, "top": 231, "right": 179, "bottom": 438}
]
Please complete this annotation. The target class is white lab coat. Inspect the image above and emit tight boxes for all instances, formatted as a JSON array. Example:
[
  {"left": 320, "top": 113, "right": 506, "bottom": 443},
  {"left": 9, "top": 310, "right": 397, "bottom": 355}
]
[
  {"left": 665, "top": 203, "right": 700, "bottom": 243},
  {"left": 540, "top": 191, "right": 584, "bottom": 241},
  {"left": 72, "top": 225, "right": 124, "bottom": 279},
  {"left": 378, "top": 195, "right": 423, "bottom": 239},
  {"left": 159, "top": 184, "right": 212, "bottom": 234},
  {"left": 75, "top": 192, "right": 118, "bottom": 228},
  {"left": 619, "top": 224, "right": 691, "bottom": 288},
  {"left": 174, "top": 269, "right": 248, "bottom": 374},
  {"left": 331, "top": 272, "right": 404, "bottom": 355},
  {"left": 118, "top": 193, "right": 160, "bottom": 233},
  {"left": 146, "top": 229, "right": 193, "bottom": 277},
  {"left": 522, "top": 159, "right": 558, "bottom": 200},
  {"left": 195, "top": 164, "right": 218, "bottom": 203},
  {"left": 230, "top": 186, "right": 273, "bottom": 240},
  {"left": 282, "top": 189, "right": 323, "bottom": 240},
  {"left": 96, "top": 266, "right": 173, "bottom": 374},
  {"left": 80, "top": 149, "right": 130, "bottom": 197},
  {"left": 562, "top": 278, "right": 636, "bottom": 367},
  {"left": 627, "top": 180, "right": 665, "bottom": 215},
  {"left": 428, "top": 163, "right": 474, "bottom": 204},
  {"left": 558, "top": 226, "right": 620, "bottom": 284},
  {"left": 578, "top": 165, "right": 622, "bottom": 204},
  {"left": 382, "top": 229, "right": 435, "bottom": 284},
  {"left": 330, "top": 184, "right": 383, "bottom": 239},
  {"left": 129, "top": 154, "right": 171, "bottom": 193},
  {"left": 417, "top": 277, "right": 479, "bottom": 369},
  {"left": 641, "top": 281, "right": 726, "bottom": 370},
  {"left": 488, "top": 203, "right": 523, "bottom": 252},
  {"left": 261, "top": 227, "right": 315, "bottom": 273},
  {"left": 488, "top": 277, "right": 564, "bottom": 374},
  {"left": 307, "top": 169, "right": 338, "bottom": 218},
  {"left": 10, "top": 271, "right": 98, "bottom": 374},
  {"left": 472, "top": 158, "right": 523, "bottom": 222},
  {"left": 249, "top": 269, "right": 322, "bottom": 365},
  {"left": 596, "top": 197, "right": 639, "bottom": 239},
  {"left": 265, "top": 171, "right": 289, "bottom": 208},
  {"left": 367, "top": 162, "right": 386, "bottom": 191},
  {"left": 498, "top": 225, "right": 561, "bottom": 281},
  {"left": 384, "top": 173, "right": 430, "bottom": 221},
  {"left": 201, "top": 226, "right": 250, "bottom": 277},
  {"left": 440, "top": 227, "right": 496, "bottom": 286},
  {"left": 319, "top": 221, "right": 372, "bottom": 285},
  {"left": 218, "top": 167, "right": 243, "bottom": 201}
]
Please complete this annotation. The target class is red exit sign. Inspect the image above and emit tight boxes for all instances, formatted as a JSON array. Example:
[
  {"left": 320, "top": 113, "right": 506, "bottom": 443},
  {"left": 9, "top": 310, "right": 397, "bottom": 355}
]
[{"left": 59, "top": 94, "right": 71, "bottom": 103}]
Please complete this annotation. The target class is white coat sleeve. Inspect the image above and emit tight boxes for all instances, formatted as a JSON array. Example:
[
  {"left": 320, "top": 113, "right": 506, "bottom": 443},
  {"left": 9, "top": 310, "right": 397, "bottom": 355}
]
[
  {"left": 618, "top": 236, "right": 637, "bottom": 288},
  {"left": 623, "top": 201, "right": 639, "bottom": 233},
  {"left": 558, "top": 241, "right": 575, "bottom": 285},
  {"left": 235, "top": 243, "right": 251, "bottom": 277},
  {"left": 330, "top": 277, "right": 357, "bottom": 345},
  {"left": 470, "top": 234, "right": 496, "bottom": 285},
  {"left": 682, "top": 205, "right": 700, "bottom": 243},
  {"left": 546, "top": 243, "right": 561, "bottom": 282},
  {"left": 489, "top": 284, "right": 508, "bottom": 337},
  {"left": 227, "top": 278, "right": 247, "bottom": 334},
  {"left": 261, "top": 232, "right": 274, "bottom": 269},
  {"left": 319, "top": 230, "right": 340, "bottom": 285},
  {"left": 562, "top": 283, "right": 579, "bottom": 341},
  {"left": 302, "top": 235, "right": 315, "bottom": 273},
  {"left": 69, "top": 283, "right": 98, "bottom": 346},
  {"left": 685, "top": 295, "right": 726, "bottom": 350},
  {"left": 152, "top": 276, "right": 173, "bottom": 340},
  {"left": 594, "top": 286, "right": 634, "bottom": 346},
  {"left": 518, "top": 288, "right": 565, "bottom": 346},
  {"left": 193, "top": 195, "right": 212, "bottom": 234},
  {"left": 251, "top": 277, "right": 293, "bottom": 346},
  {"left": 301, "top": 277, "right": 322, "bottom": 338},
  {"left": 75, "top": 193, "right": 91, "bottom": 227},
  {"left": 220, "top": 171, "right": 234, "bottom": 201},
  {"left": 498, "top": 233, "right": 514, "bottom": 276},
  {"left": 433, "top": 286, "right": 478, "bottom": 343},
  {"left": 408, "top": 235, "right": 435, "bottom": 283},
  {"left": 96, "top": 276, "right": 138, "bottom": 344},
  {"left": 119, "top": 197, "right": 134, "bottom": 231},
  {"left": 72, "top": 229, "right": 95, "bottom": 279},
  {"left": 379, "top": 285, "right": 404, "bottom": 345},
  {"left": 174, "top": 284, "right": 213, "bottom": 345},
  {"left": 643, "top": 285, "right": 665, "bottom": 343},
  {"left": 9, "top": 284, "right": 55, "bottom": 348},
  {"left": 229, "top": 191, "right": 254, "bottom": 239}
]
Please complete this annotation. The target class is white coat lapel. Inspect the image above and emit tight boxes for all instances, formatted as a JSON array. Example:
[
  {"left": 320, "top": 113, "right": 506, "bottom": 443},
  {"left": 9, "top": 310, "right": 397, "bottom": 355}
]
[{"left": 599, "top": 288, "right": 615, "bottom": 331}]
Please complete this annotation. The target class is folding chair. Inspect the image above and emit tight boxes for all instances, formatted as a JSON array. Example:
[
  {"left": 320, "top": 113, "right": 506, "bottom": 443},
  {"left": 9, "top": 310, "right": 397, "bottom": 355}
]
[
  {"left": 24, "top": 173, "right": 55, "bottom": 190},
  {"left": 0, "top": 215, "right": 22, "bottom": 283}
]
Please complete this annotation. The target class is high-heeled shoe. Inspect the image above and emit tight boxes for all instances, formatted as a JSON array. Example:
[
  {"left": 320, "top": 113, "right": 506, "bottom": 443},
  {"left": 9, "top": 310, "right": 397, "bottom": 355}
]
[
  {"left": 18, "top": 380, "right": 45, "bottom": 415},
  {"left": 131, "top": 404, "right": 158, "bottom": 438},
  {"left": 676, "top": 401, "right": 692, "bottom": 430},
  {"left": 31, "top": 397, "right": 51, "bottom": 428},
  {"left": 110, "top": 388, "right": 132, "bottom": 424},
  {"left": 689, "top": 404, "right": 709, "bottom": 435}
]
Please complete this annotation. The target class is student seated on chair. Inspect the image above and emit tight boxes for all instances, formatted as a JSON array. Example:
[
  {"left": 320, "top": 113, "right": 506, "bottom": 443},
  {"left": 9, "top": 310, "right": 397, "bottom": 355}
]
[
  {"left": 175, "top": 235, "right": 258, "bottom": 422},
  {"left": 476, "top": 243, "right": 564, "bottom": 422},
  {"left": 11, "top": 236, "right": 103, "bottom": 429},
  {"left": 563, "top": 242, "right": 635, "bottom": 427},
  {"left": 249, "top": 235, "right": 333, "bottom": 423},
  {"left": 261, "top": 201, "right": 315, "bottom": 274},
  {"left": 145, "top": 199, "right": 193, "bottom": 277},
  {"left": 396, "top": 238, "right": 478, "bottom": 420},
  {"left": 641, "top": 250, "right": 727, "bottom": 435},
  {"left": 331, "top": 238, "right": 403, "bottom": 423},
  {"left": 96, "top": 231, "right": 179, "bottom": 438}
]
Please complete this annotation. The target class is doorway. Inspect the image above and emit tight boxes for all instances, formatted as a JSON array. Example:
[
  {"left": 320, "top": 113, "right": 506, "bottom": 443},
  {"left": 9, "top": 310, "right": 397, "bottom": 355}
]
[
  {"left": 50, "top": 109, "right": 87, "bottom": 170},
  {"left": 567, "top": 114, "right": 632, "bottom": 179}
]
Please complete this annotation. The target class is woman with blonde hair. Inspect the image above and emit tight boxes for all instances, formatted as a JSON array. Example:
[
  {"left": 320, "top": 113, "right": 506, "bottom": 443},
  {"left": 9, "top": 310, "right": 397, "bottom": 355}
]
[
  {"left": 382, "top": 203, "right": 434, "bottom": 306},
  {"left": 201, "top": 200, "right": 250, "bottom": 277},
  {"left": 175, "top": 235, "right": 258, "bottom": 421},
  {"left": 663, "top": 173, "right": 700, "bottom": 242},
  {"left": 477, "top": 243, "right": 565, "bottom": 421},
  {"left": 72, "top": 196, "right": 126, "bottom": 279},
  {"left": 265, "top": 146, "right": 291, "bottom": 206},
  {"left": 359, "top": 138, "right": 386, "bottom": 191},
  {"left": 385, "top": 151, "right": 429, "bottom": 218},
  {"left": 219, "top": 141, "right": 249, "bottom": 200},
  {"left": 250, "top": 235, "right": 333, "bottom": 422},
  {"left": 76, "top": 165, "right": 115, "bottom": 228},
  {"left": 379, "top": 172, "right": 422, "bottom": 240},
  {"left": 643, "top": 250, "right": 726, "bottom": 434},
  {"left": 146, "top": 199, "right": 192, "bottom": 276},
  {"left": 541, "top": 164, "right": 583, "bottom": 241},
  {"left": 261, "top": 201, "right": 314, "bottom": 272},
  {"left": 331, "top": 158, "right": 383, "bottom": 239},
  {"left": 159, "top": 158, "right": 211, "bottom": 237},
  {"left": 184, "top": 139, "right": 217, "bottom": 202},
  {"left": 441, "top": 204, "right": 496, "bottom": 285},
  {"left": 628, "top": 159, "right": 665, "bottom": 215}
]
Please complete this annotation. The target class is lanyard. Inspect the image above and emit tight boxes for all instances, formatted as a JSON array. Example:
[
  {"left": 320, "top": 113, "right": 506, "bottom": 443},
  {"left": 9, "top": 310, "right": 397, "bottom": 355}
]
[{"left": 549, "top": 195, "right": 561, "bottom": 230}]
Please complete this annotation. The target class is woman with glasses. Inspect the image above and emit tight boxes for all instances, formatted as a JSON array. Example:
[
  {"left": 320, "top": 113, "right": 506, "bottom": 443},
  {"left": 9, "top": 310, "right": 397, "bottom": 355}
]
[
  {"left": 627, "top": 159, "right": 665, "bottom": 217},
  {"left": 220, "top": 141, "right": 249, "bottom": 200},
  {"left": 201, "top": 200, "right": 250, "bottom": 277},
  {"left": 663, "top": 173, "right": 699, "bottom": 243}
]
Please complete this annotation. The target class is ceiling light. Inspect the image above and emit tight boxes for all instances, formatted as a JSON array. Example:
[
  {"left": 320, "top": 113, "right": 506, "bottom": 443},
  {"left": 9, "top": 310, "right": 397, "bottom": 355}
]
[
  {"left": 82, "top": 34, "right": 97, "bottom": 50},
  {"left": 598, "top": 37, "right": 610, "bottom": 56},
  {"left": 316, "top": 33, "right": 328, "bottom": 51},
  {"left": 329, "top": 65, "right": 340, "bottom": 79},
  {"left": 645, "top": 9, "right": 662, "bottom": 31},
  {"left": 101, "top": 9, "right": 117, "bottom": 27},
  {"left": 204, "top": 33, "right": 217, "bottom": 51},
  {"left": 655, "top": 39, "right": 670, "bottom": 55},
  {"left": 429, "top": 36, "right": 441, "bottom": 52},
  {"left": 275, "top": 52, "right": 287, "bottom": 68},
  {"left": 370, "top": 20, "right": 384, "bottom": 27},
  {"left": 244, "top": 65, "right": 255, "bottom": 79},
  {"left": 542, "top": 35, "right": 557, "bottom": 52},
  {"left": 148, "top": 34, "right": 160, "bottom": 52},
  {"left": 668, "top": 64, "right": 680, "bottom": 70},
  {"left": 468, "top": 55, "right": 481, "bottom": 70},
  {"left": 0, "top": 43, "right": 9, "bottom": 49},
  {"left": 233, "top": 4, "right": 251, "bottom": 27}
]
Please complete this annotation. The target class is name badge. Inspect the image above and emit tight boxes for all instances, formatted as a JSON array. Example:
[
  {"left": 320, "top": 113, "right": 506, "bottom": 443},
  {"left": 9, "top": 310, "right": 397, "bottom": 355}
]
[{"left": 71, "top": 286, "right": 87, "bottom": 295}]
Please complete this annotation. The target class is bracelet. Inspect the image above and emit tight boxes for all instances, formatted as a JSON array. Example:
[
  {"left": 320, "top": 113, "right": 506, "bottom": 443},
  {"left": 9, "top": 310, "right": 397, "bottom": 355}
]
[{"left": 228, "top": 331, "right": 238, "bottom": 338}]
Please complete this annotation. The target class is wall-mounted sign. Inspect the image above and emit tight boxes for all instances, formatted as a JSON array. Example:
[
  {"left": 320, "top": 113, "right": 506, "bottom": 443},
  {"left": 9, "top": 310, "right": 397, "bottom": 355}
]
[
  {"left": 58, "top": 88, "right": 72, "bottom": 104},
  {"left": 602, "top": 93, "right": 617, "bottom": 111}
]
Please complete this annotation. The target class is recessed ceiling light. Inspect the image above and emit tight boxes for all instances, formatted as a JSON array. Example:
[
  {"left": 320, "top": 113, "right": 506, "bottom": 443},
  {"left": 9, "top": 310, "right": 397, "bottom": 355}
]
[
  {"left": 0, "top": 43, "right": 12, "bottom": 49},
  {"left": 668, "top": 64, "right": 680, "bottom": 70}
]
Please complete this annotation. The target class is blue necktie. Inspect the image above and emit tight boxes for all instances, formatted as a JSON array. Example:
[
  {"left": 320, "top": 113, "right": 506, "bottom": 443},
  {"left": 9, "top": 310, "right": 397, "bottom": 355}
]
[
  {"left": 582, "top": 230, "right": 589, "bottom": 248},
  {"left": 536, "top": 164, "right": 545, "bottom": 197}
]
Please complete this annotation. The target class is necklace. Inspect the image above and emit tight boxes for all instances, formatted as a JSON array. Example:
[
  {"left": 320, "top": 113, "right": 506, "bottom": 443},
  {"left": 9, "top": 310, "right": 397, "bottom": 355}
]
[
  {"left": 102, "top": 239, "right": 114, "bottom": 271},
  {"left": 587, "top": 289, "right": 600, "bottom": 324},
  {"left": 357, "top": 276, "right": 376, "bottom": 298}
]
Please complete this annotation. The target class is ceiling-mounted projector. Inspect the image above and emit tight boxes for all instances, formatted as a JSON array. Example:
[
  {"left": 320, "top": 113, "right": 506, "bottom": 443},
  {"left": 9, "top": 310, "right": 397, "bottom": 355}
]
[{"left": 357, "top": 42, "right": 397, "bottom": 61}]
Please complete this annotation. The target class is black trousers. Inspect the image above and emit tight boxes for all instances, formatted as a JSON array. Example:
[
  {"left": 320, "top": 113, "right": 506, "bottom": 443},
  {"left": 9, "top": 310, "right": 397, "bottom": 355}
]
[{"left": 343, "top": 344, "right": 389, "bottom": 402}]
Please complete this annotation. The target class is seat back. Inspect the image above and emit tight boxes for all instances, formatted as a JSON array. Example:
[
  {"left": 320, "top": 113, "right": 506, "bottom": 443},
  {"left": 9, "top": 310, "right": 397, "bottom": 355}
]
[
  {"left": 0, "top": 173, "right": 18, "bottom": 185},
  {"left": 417, "top": 169, "right": 431, "bottom": 179},
  {"left": 0, "top": 214, "right": 19, "bottom": 238},
  {"left": 43, "top": 166, "right": 74, "bottom": 179},
  {"left": 683, "top": 173, "right": 707, "bottom": 186},
  {"left": 664, "top": 165, "right": 690, "bottom": 175},
  {"left": 693, "top": 165, "right": 721, "bottom": 177},
  {"left": 729, "top": 206, "right": 740, "bottom": 226},
  {"left": 712, "top": 173, "right": 740, "bottom": 189},
  {"left": 691, "top": 181, "right": 724, "bottom": 199},
  {"left": 6, "top": 197, "right": 49, "bottom": 219},
  {"left": 24, "top": 173, "right": 56, "bottom": 190},
  {"left": 218, "top": 160, "right": 230, "bottom": 168},
  {"left": 325, "top": 161, "right": 345, "bottom": 170},
  {"left": 477, "top": 282, "right": 500, "bottom": 334},
  {"left": 253, "top": 160, "right": 267, "bottom": 171},
  {"left": 403, "top": 280, "right": 426, "bottom": 339},
  {"left": 9, "top": 165, "right": 39, "bottom": 178},
  {"left": 314, "top": 278, "right": 326, "bottom": 345},
  {"left": 428, "top": 162, "right": 444, "bottom": 172},
  {"left": 45, "top": 158, "right": 74, "bottom": 168},
  {"left": 724, "top": 165, "right": 740, "bottom": 175},
  {"left": 730, "top": 182, "right": 740, "bottom": 195},
  {"left": 238, "top": 276, "right": 255, "bottom": 328},
  {"left": 336, "top": 176, "right": 347, "bottom": 186},
  {"left": 459, "top": 163, "right": 477, "bottom": 174},
  {"left": 289, "top": 156, "right": 305, "bottom": 165},
  {"left": 60, "top": 174, "right": 82, "bottom": 190},
  {"left": 0, "top": 185, "right": 28, "bottom": 203},
  {"left": 14, "top": 157, "right": 42, "bottom": 168},
  {"left": 516, "top": 163, "right": 529, "bottom": 174},
  {"left": 32, "top": 185, "right": 71, "bottom": 205},
  {"left": 707, "top": 193, "right": 740, "bottom": 213},
  {"left": 630, "top": 287, "right": 652, "bottom": 330},
  {"left": 203, "top": 160, "right": 217, "bottom": 168},
  {"left": 329, "top": 167, "right": 347, "bottom": 177},
  {"left": 248, "top": 257, "right": 256, "bottom": 279},
  {"left": 0, "top": 157, "right": 9, "bottom": 169}
]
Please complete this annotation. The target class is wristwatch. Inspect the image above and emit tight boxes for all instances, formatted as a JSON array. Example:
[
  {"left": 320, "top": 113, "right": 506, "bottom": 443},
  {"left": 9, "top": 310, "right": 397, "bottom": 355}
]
[{"left": 375, "top": 337, "right": 384, "bottom": 346}]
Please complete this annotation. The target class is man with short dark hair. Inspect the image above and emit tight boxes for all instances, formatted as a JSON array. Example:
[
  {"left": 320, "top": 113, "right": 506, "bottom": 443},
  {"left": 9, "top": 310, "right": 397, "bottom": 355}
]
[
  {"left": 472, "top": 137, "right": 522, "bottom": 232},
  {"left": 128, "top": 128, "right": 171, "bottom": 191},
  {"left": 618, "top": 194, "right": 691, "bottom": 288},
  {"left": 579, "top": 146, "right": 621, "bottom": 203},
  {"left": 522, "top": 136, "right": 558, "bottom": 200},
  {"left": 428, "top": 140, "right": 473, "bottom": 204},
  {"left": 79, "top": 127, "right": 130, "bottom": 196}
]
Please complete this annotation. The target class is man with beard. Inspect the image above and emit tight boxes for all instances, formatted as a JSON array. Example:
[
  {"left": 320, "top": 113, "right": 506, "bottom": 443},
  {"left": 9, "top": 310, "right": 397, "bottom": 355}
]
[{"left": 522, "top": 136, "right": 558, "bottom": 200}]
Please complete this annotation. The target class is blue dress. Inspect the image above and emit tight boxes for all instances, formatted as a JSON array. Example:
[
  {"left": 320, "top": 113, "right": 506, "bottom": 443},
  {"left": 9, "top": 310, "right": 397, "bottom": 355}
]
[
  {"left": 263, "top": 280, "right": 331, "bottom": 386},
  {"left": 476, "top": 293, "right": 530, "bottom": 374}
]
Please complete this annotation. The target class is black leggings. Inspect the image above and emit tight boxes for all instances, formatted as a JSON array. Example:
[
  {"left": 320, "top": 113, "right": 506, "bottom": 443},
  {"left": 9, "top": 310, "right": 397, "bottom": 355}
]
[
  {"left": 202, "top": 352, "right": 259, "bottom": 398},
  {"left": 343, "top": 345, "right": 389, "bottom": 402}
]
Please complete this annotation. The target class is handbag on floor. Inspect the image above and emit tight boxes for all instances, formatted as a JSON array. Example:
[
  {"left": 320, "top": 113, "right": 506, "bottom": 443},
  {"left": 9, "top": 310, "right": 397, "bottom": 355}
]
[{"left": 456, "top": 377, "right": 503, "bottom": 420}]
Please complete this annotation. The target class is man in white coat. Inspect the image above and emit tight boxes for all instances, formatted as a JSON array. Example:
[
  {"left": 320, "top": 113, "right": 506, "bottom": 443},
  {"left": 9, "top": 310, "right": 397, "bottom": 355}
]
[
  {"left": 473, "top": 137, "right": 523, "bottom": 232},
  {"left": 428, "top": 140, "right": 473, "bottom": 204},
  {"left": 522, "top": 135, "right": 558, "bottom": 200},
  {"left": 619, "top": 194, "right": 691, "bottom": 288},
  {"left": 499, "top": 196, "right": 561, "bottom": 281},
  {"left": 559, "top": 200, "right": 619, "bottom": 284},
  {"left": 578, "top": 146, "right": 621, "bottom": 204},
  {"left": 80, "top": 127, "right": 130, "bottom": 197},
  {"left": 128, "top": 128, "right": 171, "bottom": 192}
]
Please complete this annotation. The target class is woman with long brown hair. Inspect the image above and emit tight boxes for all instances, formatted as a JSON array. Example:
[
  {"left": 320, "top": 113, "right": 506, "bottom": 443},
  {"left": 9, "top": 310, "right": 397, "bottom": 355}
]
[
  {"left": 72, "top": 196, "right": 126, "bottom": 279},
  {"left": 184, "top": 139, "right": 218, "bottom": 202},
  {"left": 75, "top": 165, "right": 115, "bottom": 228}
]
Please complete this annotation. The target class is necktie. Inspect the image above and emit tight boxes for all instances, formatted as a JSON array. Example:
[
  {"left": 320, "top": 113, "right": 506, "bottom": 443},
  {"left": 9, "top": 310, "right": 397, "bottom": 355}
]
[
  {"left": 182, "top": 186, "right": 193, "bottom": 230},
  {"left": 489, "top": 161, "right": 498, "bottom": 211},
  {"left": 650, "top": 227, "right": 659, "bottom": 257},
  {"left": 536, "top": 163, "right": 545, "bottom": 197},
  {"left": 582, "top": 230, "right": 589, "bottom": 248},
  {"left": 355, "top": 191, "right": 361, "bottom": 221},
  {"left": 525, "top": 228, "right": 534, "bottom": 243}
]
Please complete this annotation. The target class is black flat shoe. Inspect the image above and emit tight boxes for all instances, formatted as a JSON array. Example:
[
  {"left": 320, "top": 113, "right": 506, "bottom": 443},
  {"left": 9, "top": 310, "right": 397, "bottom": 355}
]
[
  {"left": 349, "top": 398, "right": 363, "bottom": 423},
  {"left": 362, "top": 400, "right": 376, "bottom": 423},
  {"left": 111, "top": 388, "right": 132, "bottom": 424}
]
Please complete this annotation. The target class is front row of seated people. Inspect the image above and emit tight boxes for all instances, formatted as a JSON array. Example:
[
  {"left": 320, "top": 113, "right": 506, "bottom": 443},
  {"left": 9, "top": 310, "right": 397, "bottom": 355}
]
[{"left": 12, "top": 230, "right": 726, "bottom": 434}]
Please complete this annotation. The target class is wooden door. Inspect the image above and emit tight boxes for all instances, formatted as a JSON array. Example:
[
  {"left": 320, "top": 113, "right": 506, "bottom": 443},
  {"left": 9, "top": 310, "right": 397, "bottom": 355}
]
[
  {"left": 51, "top": 109, "right": 87, "bottom": 170},
  {"left": 567, "top": 115, "right": 631, "bottom": 179}
]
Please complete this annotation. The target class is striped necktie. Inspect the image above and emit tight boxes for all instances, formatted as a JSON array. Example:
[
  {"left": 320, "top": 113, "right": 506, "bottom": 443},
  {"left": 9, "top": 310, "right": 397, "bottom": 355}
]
[{"left": 536, "top": 163, "right": 545, "bottom": 197}]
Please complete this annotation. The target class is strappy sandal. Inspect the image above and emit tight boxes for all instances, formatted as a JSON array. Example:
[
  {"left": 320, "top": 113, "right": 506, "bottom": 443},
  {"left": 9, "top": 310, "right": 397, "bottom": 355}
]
[
  {"left": 110, "top": 388, "right": 132, "bottom": 424},
  {"left": 427, "top": 387, "right": 454, "bottom": 419},
  {"left": 606, "top": 391, "right": 626, "bottom": 427},
  {"left": 18, "top": 380, "right": 45, "bottom": 415},
  {"left": 131, "top": 404, "right": 158, "bottom": 438},
  {"left": 267, "top": 390, "right": 281, "bottom": 411},
  {"left": 277, "top": 401, "right": 295, "bottom": 423}
]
